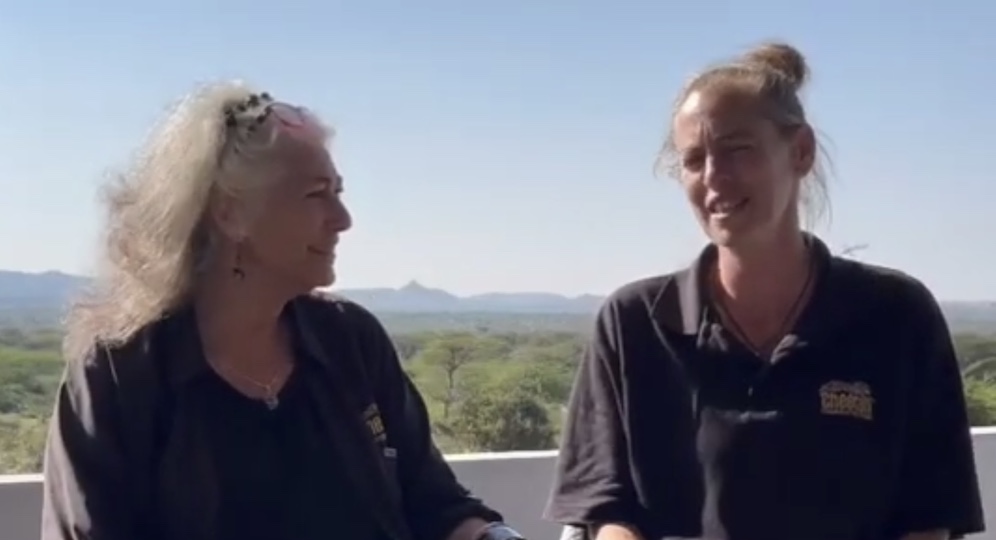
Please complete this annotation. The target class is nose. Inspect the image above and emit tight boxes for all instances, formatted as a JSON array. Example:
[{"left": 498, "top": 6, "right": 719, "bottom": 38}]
[
  {"left": 702, "top": 152, "right": 734, "bottom": 191},
  {"left": 327, "top": 195, "right": 352, "bottom": 234}
]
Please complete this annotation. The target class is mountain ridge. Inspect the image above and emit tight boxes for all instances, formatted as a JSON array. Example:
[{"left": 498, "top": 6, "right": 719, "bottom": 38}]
[{"left": 0, "top": 270, "right": 993, "bottom": 333}]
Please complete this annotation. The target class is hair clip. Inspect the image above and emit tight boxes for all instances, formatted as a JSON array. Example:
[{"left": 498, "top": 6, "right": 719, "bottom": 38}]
[{"left": 224, "top": 92, "right": 276, "bottom": 130}]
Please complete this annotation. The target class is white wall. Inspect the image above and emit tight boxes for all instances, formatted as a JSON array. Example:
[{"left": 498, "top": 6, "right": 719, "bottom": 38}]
[{"left": 3, "top": 429, "right": 995, "bottom": 540}]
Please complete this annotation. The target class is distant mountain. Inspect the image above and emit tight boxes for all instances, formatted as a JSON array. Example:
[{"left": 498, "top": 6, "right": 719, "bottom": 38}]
[
  {"left": 0, "top": 270, "right": 87, "bottom": 316},
  {"left": 338, "top": 280, "right": 603, "bottom": 314},
  {"left": 0, "top": 270, "right": 86, "bottom": 302},
  {"left": 0, "top": 272, "right": 603, "bottom": 321},
  {"left": 941, "top": 301, "right": 996, "bottom": 334},
  {"left": 0, "top": 270, "right": 993, "bottom": 334},
  {"left": 0, "top": 270, "right": 87, "bottom": 328}
]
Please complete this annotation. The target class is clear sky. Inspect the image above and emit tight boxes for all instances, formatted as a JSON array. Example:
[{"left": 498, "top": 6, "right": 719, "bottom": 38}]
[{"left": 0, "top": 0, "right": 992, "bottom": 299}]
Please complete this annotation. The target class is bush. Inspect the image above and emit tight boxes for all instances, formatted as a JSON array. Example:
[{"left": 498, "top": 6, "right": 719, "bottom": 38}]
[
  {"left": 963, "top": 378, "right": 996, "bottom": 427},
  {"left": 0, "top": 415, "right": 48, "bottom": 474},
  {"left": 448, "top": 376, "right": 556, "bottom": 452}
]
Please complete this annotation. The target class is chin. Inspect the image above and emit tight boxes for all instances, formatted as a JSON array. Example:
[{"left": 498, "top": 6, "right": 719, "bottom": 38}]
[
  {"left": 309, "top": 270, "right": 335, "bottom": 289},
  {"left": 712, "top": 224, "right": 774, "bottom": 251},
  {"left": 706, "top": 227, "right": 736, "bottom": 247},
  {"left": 291, "top": 268, "right": 335, "bottom": 293},
  {"left": 318, "top": 266, "right": 337, "bottom": 288}
]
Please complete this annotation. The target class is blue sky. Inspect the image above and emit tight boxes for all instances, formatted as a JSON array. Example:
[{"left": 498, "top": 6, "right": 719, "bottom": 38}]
[{"left": 0, "top": 0, "right": 992, "bottom": 299}]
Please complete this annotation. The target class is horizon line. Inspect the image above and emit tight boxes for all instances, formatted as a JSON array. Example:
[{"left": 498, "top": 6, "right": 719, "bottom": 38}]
[{"left": 1, "top": 269, "right": 994, "bottom": 303}]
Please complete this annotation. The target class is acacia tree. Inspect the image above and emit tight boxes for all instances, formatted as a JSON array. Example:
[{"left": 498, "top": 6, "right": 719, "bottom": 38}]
[
  {"left": 417, "top": 332, "right": 503, "bottom": 420},
  {"left": 963, "top": 357, "right": 996, "bottom": 381},
  {"left": 964, "top": 379, "right": 996, "bottom": 426},
  {"left": 955, "top": 333, "right": 996, "bottom": 379},
  {"left": 501, "top": 351, "right": 574, "bottom": 405}
]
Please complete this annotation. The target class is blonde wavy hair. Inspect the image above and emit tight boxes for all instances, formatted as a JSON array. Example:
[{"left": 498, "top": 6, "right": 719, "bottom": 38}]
[{"left": 65, "top": 80, "right": 332, "bottom": 360}]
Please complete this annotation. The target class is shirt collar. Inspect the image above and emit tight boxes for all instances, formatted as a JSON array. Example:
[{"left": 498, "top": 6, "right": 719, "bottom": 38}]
[
  {"left": 652, "top": 232, "right": 837, "bottom": 337},
  {"left": 159, "top": 296, "right": 334, "bottom": 388}
]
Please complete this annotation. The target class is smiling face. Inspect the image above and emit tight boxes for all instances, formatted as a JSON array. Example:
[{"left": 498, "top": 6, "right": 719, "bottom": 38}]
[
  {"left": 244, "top": 136, "right": 351, "bottom": 290},
  {"left": 211, "top": 127, "right": 353, "bottom": 295},
  {"left": 672, "top": 89, "right": 814, "bottom": 248}
]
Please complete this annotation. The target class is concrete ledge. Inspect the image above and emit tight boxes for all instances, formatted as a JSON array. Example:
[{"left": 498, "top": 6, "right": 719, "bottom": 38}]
[{"left": 3, "top": 428, "right": 995, "bottom": 540}]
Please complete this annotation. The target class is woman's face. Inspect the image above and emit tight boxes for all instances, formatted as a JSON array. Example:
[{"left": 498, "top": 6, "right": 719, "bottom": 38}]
[
  {"left": 672, "top": 89, "right": 812, "bottom": 248},
  {"left": 241, "top": 136, "right": 352, "bottom": 292}
]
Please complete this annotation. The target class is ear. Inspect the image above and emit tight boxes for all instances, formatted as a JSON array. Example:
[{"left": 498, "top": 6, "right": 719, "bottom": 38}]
[
  {"left": 791, "top": 124, "right": 817, "bottom": 179},
  {"left": 206, "top": 190, "right": 248, "bottom": 243}
]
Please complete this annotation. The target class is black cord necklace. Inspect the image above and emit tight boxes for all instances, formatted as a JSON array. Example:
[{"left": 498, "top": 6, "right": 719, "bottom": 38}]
[{"left": 712, "top": 247, "right": 817, "bottom": 359}]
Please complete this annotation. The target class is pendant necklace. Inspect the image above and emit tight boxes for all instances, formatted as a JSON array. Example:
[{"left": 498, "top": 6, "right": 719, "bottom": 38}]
[{"left": 214, "top": 361, "right": 288, "bottom": 410}]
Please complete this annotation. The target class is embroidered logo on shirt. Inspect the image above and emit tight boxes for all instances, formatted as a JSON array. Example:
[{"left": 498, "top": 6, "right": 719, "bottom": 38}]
[
  {"left": 363, "top": 403, "right": 387, "bottom": 443},
  {"left": 819, "top": 380, "right": 874, "bottom": 421}
]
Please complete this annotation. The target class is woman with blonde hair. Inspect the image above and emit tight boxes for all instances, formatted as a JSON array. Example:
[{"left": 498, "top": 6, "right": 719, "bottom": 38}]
[
  {"left": 42, "top": 83, "right": 527, "bottom": 540},
  {"left": 545, "top": 43, "right": 984, "bottom": 540}
]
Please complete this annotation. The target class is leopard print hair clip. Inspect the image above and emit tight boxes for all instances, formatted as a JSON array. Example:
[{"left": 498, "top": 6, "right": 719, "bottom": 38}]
[{"left": 223, "top": 92, "right": 275, "bottom": 134}]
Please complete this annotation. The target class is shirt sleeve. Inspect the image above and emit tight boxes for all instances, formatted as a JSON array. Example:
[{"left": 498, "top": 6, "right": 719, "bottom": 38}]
[
  {"left": 41, "top": 346, "right": 140, "bottom": 540},
  {"left": 352, "top": 305, "right": 504, "bottom": 540},
  {"left": 544, "top": 298, "right": 642, "bottom": 529},
  {"left": 884, "top": 282, "right": 986, "bottom": 539}
]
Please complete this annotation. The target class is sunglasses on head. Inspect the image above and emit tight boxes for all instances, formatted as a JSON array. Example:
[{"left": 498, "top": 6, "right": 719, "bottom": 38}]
[{"left": 225, "top": 93, "right": 323, "bottom": 142}]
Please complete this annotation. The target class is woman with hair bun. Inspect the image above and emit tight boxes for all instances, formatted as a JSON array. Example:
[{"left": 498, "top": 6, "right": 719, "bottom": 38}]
[
  {"left": 41, "top": 82, "right": 527, "bottom": 540},
  {"left": 545, "top": 43, "right": 985, "bottom": 540}
]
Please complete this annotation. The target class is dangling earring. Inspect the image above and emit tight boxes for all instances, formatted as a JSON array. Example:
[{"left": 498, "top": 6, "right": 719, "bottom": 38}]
[{"left": 232, "top": 241, "right": 246, "bottom": 280}]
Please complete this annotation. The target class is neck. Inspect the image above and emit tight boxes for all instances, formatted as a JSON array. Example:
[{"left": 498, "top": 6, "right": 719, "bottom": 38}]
[
  {"left": 714, "top": 228, "right": 810, "bottom": 316},
  {"left": 193, "top": 265, "right": 291, "bottom": 354}
]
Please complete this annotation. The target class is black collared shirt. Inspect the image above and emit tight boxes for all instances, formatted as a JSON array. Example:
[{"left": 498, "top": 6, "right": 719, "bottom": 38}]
[
  {"left": 203, "top": 361, "right": 383, "bottom": 540},
  {"left": 41, "top": 293, "right": 503, "bottom": 540},
  {"left": 545, "top": 236, "right": 985, "bottom": 540}
]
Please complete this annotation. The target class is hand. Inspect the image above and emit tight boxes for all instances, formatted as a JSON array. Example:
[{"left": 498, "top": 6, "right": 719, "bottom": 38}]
[{"left": 593, "top": 523, "right": 643, "bottom": 540}]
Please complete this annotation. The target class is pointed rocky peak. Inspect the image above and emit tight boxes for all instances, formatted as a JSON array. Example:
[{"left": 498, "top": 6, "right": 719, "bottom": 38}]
[{"left": 400, "top": 280, "right": 428, "bottom": 292}]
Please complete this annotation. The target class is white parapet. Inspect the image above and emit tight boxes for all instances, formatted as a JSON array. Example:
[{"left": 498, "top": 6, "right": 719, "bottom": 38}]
[{"left": 2, "top": 428, "right": 995, "bottom": 540}]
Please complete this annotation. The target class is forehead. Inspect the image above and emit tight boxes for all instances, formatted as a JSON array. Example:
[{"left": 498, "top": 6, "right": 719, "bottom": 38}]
[
  {"left": 673, "top": 90, "right": 768, "bottom": 150},
  {"left": 273, "top": 136, "right": 339, "bottom": 186}
]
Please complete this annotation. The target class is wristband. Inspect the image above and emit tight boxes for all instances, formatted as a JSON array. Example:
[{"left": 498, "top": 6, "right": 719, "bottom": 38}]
[{"left": 473, "top": 522, "right": 527, "bottom": 540}]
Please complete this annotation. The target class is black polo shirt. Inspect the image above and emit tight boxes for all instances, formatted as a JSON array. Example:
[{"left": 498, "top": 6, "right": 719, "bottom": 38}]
[
  {"left": 545, "top": 237, "right": 985, "bottom": 540},
  {"left": 41, "top": 294, "right": 504, "bottom": 540}
]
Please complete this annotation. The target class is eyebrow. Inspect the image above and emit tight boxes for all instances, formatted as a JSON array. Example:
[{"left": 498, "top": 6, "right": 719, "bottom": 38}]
[
  {"left": 678, "top": 127, "right": 754, "bottom": 155},
  {"left": 302, "top": 176, "right": 334, "bottom": 193},
  {"left": 712, "top": 128, "right": 754, "bottom": 142}
]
